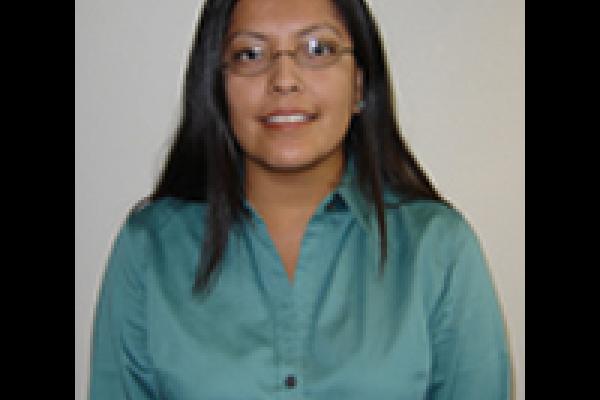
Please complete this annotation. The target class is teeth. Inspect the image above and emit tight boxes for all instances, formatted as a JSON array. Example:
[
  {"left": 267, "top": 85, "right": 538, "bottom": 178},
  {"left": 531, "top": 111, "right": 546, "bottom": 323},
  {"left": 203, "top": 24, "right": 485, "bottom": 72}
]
[{"left": 266, "top": 114, "right": 311, "bottom": 123}]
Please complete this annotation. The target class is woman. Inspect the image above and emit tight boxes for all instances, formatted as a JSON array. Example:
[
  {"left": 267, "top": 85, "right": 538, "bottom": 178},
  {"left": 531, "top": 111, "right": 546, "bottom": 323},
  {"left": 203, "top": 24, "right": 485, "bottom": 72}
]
[{"left": 89, "top": 0, "right": 511, "bottom": 398}]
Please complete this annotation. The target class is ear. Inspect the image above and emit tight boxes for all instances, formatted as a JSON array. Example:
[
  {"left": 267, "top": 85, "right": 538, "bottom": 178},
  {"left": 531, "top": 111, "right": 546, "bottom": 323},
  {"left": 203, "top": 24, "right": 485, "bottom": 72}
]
[{"left": 352, "top": 68, "right": 364, "bottom": 115}]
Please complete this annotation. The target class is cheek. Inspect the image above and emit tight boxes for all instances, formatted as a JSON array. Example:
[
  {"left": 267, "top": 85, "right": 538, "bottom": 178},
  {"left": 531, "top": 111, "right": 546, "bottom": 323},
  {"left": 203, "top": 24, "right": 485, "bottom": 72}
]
[
  {"left": 311, "top": 73, "right": 355, "bottom": 130},
  {"left": 225, "top": 78, "right": 261, "bottom": 133}
]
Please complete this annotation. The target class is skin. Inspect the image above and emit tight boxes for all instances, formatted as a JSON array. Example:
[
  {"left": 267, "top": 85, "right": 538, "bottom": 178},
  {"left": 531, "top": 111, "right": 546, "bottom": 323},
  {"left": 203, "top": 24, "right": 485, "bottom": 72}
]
[{"left": 223, "top": 0, "right": 363, "bottom": 282}]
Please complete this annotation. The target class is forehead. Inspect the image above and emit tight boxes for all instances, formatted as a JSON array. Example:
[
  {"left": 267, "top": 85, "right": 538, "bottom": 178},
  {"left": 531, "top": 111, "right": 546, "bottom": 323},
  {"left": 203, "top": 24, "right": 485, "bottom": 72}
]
[{"left": 227, "top": 0, "right": 350, "bottom": 41}]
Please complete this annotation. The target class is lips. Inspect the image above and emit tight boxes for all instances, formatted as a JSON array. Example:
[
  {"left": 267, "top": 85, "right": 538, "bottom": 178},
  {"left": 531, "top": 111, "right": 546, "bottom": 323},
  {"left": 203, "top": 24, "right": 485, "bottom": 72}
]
[
  {"left": 265, "top": 114, "right": 312, "bottom": 123},
  {"left": 258, "top": 109, "right": 319, "bottom": 128}
]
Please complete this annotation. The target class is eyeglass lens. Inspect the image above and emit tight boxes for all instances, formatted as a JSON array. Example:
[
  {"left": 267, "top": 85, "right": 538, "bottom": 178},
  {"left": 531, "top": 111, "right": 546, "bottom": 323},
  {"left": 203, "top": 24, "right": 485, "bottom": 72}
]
[{"left": 224, "top": 34, "right": 350, "bottom": 75}]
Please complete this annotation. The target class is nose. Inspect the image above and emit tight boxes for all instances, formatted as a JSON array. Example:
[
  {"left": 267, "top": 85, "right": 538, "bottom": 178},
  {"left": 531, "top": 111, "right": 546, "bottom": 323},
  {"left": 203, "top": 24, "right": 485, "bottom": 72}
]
[{"left": 268, "top": 51, "right": 302, "bottom": 94}]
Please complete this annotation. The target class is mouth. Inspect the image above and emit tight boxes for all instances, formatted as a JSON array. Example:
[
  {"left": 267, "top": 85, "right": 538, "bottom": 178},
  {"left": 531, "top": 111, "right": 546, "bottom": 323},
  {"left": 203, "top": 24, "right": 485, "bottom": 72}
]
[{"left": 258, "top": 110, "right": 319, "bottom": 130}]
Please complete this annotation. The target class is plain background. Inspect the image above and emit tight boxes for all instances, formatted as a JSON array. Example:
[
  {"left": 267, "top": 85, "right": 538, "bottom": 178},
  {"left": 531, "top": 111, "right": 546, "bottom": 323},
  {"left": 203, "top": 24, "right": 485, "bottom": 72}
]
[{"left": 75, "top": 0, "right": 524, "bottom": 399}]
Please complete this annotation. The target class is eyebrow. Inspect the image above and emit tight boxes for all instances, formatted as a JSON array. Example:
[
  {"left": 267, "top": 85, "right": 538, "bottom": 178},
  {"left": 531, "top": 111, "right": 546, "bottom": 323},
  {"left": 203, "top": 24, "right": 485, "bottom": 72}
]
[
  {"left": 226, "top": 23, "right": 344, "bottom": 44},
  {"left": 296, "top": 23, "right": 344, "bottom": 38}
]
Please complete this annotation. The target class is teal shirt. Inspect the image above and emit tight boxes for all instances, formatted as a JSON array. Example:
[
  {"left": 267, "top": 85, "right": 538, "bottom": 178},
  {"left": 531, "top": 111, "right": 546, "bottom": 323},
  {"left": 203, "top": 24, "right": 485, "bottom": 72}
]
[{"left": 89, "top": 160, "right": 510, "bottom": 399}]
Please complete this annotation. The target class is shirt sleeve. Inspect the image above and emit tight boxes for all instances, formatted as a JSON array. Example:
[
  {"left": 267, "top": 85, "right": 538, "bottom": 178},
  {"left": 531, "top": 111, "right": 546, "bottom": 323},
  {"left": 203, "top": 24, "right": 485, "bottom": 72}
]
[
  {"left": 425, "top": 217, "right": 512, "bottom": 400},
  {"left": 88, "top": 217, "right": 159, "bottom": 400}
]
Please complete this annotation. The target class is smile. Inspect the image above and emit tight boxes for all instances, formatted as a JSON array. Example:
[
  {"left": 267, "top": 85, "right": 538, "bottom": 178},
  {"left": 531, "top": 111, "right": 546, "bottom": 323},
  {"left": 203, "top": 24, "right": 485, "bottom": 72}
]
[
  {"left": 266, "top": 114, "right": 313, "bottom": 123},
  {"left": 259, "top": 111, "right": 319, "bottom": 129}
]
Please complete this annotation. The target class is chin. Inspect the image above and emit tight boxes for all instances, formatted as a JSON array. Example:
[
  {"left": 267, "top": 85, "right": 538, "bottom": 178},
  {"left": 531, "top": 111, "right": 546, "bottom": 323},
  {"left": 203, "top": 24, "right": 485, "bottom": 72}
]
[
  {"left": 260, "top": 156, "right": 318, "bottom": 173},
  {"left": 249, "top": 148, "right": 343, "bottom": 173}
]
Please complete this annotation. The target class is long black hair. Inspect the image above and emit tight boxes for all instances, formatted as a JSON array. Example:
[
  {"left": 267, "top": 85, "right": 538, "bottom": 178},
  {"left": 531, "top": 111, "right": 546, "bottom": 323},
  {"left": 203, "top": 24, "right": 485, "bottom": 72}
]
[{"left": 151, "top": 0, "right": 447, "bottom": 293}]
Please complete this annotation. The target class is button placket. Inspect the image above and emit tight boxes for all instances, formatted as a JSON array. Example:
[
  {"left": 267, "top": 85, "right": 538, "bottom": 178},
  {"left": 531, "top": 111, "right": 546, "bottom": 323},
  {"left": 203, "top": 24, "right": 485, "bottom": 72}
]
[{"left": 274, "top": 285, "right": 303, "bottom": 395}]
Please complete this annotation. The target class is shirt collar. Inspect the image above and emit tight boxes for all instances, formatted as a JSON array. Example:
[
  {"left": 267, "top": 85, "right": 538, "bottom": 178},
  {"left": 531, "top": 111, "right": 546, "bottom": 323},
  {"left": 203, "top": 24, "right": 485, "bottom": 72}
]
[
  {"left": 324, "top": 153, "right": 374, "bottom": 232},
  {"left": 241, "top": 153, "right": 391, "bottom": 233},
  {"left": 322, "top": 153, "right": 406, "bottom": 232}
]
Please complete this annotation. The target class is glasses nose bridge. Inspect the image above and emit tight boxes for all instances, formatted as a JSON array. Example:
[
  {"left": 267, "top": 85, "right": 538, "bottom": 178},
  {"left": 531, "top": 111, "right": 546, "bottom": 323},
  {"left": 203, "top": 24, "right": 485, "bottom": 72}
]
[
  {"left": 268, "top": 48, "right": 302, "bottom": 93},
  {"left": 270, "top": 48, "right": 299, "bottom": 67}
]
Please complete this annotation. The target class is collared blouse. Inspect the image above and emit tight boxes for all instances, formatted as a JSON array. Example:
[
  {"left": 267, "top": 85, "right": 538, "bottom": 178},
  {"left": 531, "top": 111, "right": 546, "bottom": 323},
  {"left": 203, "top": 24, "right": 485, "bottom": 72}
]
[{"left": 89, "top": 158, "right": 511, "bottom": 400}]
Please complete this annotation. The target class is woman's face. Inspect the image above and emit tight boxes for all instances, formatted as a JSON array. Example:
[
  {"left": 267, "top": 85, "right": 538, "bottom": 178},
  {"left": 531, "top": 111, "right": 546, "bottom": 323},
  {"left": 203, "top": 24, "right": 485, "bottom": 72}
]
[{"left": 223, "top": 0, "right": 363, "bottom": 172}]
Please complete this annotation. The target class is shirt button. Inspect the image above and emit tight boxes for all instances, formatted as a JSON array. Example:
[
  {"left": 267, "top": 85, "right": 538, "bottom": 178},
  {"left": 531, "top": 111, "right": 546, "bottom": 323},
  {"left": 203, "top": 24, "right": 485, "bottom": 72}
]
[{"left": 284, "top": 374, "right": 297, "bottom": 388}]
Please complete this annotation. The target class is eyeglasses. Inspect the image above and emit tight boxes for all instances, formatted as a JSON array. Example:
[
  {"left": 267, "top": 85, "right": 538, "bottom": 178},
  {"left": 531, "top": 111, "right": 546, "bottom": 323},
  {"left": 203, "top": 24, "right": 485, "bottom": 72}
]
[{"left": 222, "top": 37, "right": 353, "bottom": 77}]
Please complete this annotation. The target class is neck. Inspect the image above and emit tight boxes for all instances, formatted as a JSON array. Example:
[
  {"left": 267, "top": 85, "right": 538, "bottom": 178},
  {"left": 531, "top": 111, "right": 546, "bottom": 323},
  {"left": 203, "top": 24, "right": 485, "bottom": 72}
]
[{"left": 245, "top": 152, "right": 345, "bottom": 219}]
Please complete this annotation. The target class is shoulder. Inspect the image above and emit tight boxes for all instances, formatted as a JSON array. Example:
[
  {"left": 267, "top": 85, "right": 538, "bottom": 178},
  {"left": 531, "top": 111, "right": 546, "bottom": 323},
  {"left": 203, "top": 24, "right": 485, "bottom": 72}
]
[
  {"left": 400, "top": 201, "right": 465, "bottom": 233},
  {"left": 103, "top": 197, "right": 207, "bottom": 285},
  {"left": 382, "top": 193, "right": 483, "bottom": 272},
  {"left": 109, "top": 197, "right": 207, "bottom": 264},
  {"left": 125, "top": 196, "right": 207, "bottom": 233},
  {"left": 384, "top": 190, "right": 470, "bottom": 242},
  {"left": 385, "top": 195, "right": 494, "bottom": 299}
]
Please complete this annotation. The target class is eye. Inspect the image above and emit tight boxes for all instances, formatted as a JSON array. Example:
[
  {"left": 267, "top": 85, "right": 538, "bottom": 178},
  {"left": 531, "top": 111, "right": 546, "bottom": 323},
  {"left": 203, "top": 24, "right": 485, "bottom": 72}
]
[
  {"left": 232, "top": 46, "right": 264, "bottom": 62},
  {"left": 306, "top": 38, "right": 337, "bottom": 57}
]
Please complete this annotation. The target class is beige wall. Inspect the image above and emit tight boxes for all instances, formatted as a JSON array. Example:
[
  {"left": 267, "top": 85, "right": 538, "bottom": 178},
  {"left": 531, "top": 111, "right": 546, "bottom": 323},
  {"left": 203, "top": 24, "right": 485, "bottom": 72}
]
[{"left": 75, "top": 1, "right": 524, "bottom": 399}]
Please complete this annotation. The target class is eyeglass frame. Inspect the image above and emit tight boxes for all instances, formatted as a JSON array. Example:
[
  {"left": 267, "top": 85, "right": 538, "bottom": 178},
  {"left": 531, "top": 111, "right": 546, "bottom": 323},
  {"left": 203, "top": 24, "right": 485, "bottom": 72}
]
[{"left": 221, "top": 40, "right": 354, "bottom": 77}]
